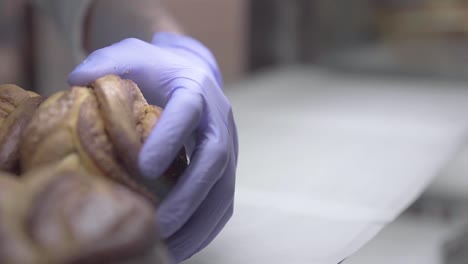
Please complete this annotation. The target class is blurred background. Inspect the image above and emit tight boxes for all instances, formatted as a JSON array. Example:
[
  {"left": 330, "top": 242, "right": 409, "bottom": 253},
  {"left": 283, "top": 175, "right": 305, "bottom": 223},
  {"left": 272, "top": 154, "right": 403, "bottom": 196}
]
[
  {"left": 2, "top": 0, "right": 468, "bottom": 85},
  {"left": 3, "top": 0, "right": 468, "bottom": 263},
  {"left": 163, "top": 0, "right": 468, "bottom": 82}
]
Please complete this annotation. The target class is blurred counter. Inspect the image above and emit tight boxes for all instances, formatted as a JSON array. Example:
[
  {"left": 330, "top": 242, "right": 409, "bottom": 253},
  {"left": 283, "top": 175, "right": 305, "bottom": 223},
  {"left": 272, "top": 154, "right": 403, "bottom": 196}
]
[
  {"left": 346, "top": 214, "right": 458, "bottom": 264},
  {"left": 184, "top": 66, "right": 468, "bottom": 264}
]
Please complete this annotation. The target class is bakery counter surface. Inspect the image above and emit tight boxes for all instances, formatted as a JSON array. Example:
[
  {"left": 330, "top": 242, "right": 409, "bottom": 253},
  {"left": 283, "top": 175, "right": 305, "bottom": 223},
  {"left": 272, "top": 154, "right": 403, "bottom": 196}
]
[{"left": 184, "top": 67, "right": 468, "bottom": 264}]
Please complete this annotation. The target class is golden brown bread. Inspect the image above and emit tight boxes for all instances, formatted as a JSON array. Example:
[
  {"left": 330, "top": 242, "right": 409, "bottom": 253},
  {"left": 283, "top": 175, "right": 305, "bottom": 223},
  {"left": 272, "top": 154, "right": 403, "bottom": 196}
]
[
  {"left": 90, "top": 75, "right": 186, "bottom": 198},
  {"left": 20, "top": 75, "right": 187, "bottom": 202},
  {"left": 0, "top": 159, "right": 169, "bottom": 264},
  {"left": 0, "top": 85, "right": 42, "bottom": 174},
  {"left": 0, "top": 75, "right": 187, "bottom": 264}
]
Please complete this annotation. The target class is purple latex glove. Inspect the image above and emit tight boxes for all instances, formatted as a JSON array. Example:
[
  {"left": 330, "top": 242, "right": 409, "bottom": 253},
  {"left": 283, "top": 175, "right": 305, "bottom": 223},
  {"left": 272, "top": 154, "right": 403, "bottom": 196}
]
[{"left": 68, "top": 33, "right": 238, "bottom": 263}]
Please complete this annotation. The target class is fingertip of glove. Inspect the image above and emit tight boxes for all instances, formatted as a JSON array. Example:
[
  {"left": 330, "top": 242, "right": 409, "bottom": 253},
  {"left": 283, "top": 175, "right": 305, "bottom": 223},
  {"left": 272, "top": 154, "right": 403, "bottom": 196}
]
[
  {"left": 67, "top": 71, "right": 85, "bottom": 86},
  {"left": 68, "top": 62, "right": 98, "bottom": 86},
  {"left": 138, "top": 156, "right": 158, "bottom": 180},
  {"left": 68, "top": 53, "right": 122, "bottom": 86},
  {"left": 138, "top": 149, "right": 166, "bottom": 180}
]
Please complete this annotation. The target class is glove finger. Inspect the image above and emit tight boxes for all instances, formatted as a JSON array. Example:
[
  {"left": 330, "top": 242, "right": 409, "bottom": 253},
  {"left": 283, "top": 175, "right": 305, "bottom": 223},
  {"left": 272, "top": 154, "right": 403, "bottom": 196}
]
[
  {"left": 166, "top": 156, "right": 235, "bottom": 262},
  {"left": 156, "top": 114, "right": 232, "bottom": 238},
  {"left": 193, "top": 202, "right": 234, "bottom": 254},
  {"left": 139, "top": 86, "right": 204, "bottom": 179},
  {"left": 169, "top": 202, "right": 234, "bottom": 263},
  {"left": 68, "top": 38, "right": 155, "bottom": 86},
  {"left": 68, "top": 50, "right": 127, "bottom": 86}
]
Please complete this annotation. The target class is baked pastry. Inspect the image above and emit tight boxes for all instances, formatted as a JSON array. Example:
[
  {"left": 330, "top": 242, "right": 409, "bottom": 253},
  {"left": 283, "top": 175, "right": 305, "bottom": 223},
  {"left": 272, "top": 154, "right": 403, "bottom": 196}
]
[
  {"left": 0, "top": 75, "right": 188, "bottom": 264},
  {"left": 20, "top": 75, "right": 187, "bottom": 202},
  {"left": 0, "top": 85, "right": 42, "bottom": 174},
  {"left": 0, "top": 159, "right": 169, "bottom": 264}
]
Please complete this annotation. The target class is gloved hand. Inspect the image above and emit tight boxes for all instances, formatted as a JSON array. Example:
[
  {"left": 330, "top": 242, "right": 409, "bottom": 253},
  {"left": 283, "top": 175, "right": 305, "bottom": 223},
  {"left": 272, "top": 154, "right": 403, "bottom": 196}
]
[{"left": 68, "top": 32, "right": 238, "bottom": 263}]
